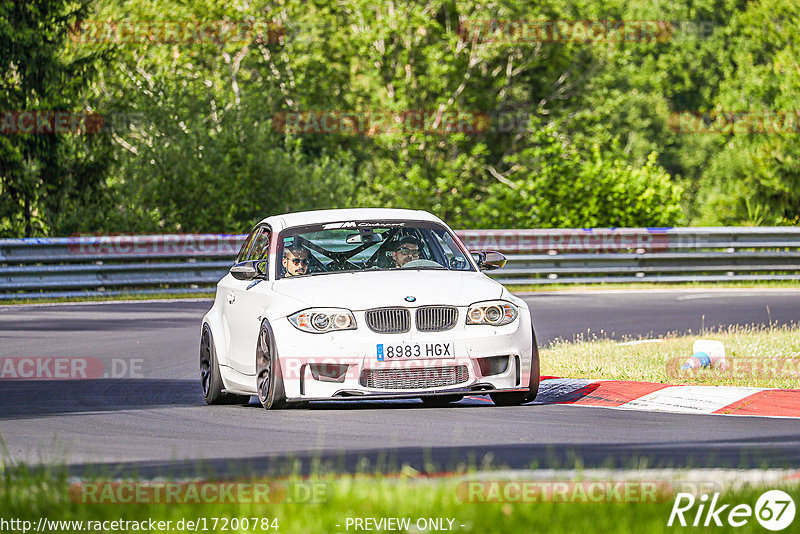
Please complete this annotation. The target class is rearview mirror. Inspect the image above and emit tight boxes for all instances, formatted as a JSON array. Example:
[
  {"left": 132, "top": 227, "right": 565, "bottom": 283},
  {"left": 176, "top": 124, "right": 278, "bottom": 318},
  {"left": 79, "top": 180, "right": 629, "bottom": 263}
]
[
  {"left": 472, "top": 251, "right": 507, "bottom": 271},
  {"left": 346, "top": 232, "right": 384, "bottom": 244}
]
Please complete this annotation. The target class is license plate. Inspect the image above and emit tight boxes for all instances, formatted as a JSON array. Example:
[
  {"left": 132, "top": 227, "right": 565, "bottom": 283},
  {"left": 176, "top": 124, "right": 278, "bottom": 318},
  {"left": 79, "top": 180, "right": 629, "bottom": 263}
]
[{"left": 376, "top": 342, "right": 453, "bottom": 361}]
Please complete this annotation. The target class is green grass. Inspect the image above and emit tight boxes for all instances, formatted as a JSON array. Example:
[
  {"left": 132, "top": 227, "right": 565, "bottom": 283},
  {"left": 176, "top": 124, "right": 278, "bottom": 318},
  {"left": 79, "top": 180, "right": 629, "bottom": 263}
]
[
  {"left": 2, "top": 465, "right": 798, "bottom": 533},
  {"left": 541, "top": 324, "right": 800, "bottom": 388}
]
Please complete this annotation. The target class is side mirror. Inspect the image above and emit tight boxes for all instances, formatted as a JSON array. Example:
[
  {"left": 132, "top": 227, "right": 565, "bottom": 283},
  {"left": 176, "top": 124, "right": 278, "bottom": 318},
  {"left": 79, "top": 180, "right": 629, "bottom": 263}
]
[
  {"left": 230, "top": 261, "right": 258, "bottom": 281},
  {"left": 472, "top": 251, "right": 507, "bottom": 271}
]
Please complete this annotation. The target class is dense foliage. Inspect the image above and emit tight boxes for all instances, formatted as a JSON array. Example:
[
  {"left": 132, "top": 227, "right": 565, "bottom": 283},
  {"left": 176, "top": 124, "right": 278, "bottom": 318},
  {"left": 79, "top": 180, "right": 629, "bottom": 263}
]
[
  {"left": 1, "top": 0, "right": 798, "bottom": 236},
  {"left": 0, "top": 0, "right": 113, "bottom": 236}
]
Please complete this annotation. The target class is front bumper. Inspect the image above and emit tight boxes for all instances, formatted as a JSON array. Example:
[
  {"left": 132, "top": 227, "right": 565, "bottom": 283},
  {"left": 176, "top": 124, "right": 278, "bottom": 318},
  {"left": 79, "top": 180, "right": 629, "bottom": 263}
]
[{"left": 270, "top": 306, "right": 534, "bottom": 401}]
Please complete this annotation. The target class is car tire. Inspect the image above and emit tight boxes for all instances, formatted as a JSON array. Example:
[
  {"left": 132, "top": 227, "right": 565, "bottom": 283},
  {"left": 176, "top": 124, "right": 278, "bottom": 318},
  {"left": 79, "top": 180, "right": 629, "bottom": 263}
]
[
  {"left": 490, "top": 327, "right": 540, "bottom": 406},
  {"left": 256, "top": 320, "right": 287, "bottom": 410},
  {"left": 200, "top": 324, "right": 250, "bottom": 405},
  {"left": 421, "top": 395, "right": 462, "bottom": 407}
]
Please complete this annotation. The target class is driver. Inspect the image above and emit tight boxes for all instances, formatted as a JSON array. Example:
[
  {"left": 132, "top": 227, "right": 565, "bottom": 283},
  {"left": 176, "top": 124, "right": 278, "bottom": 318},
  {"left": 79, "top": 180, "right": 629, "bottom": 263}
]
[
  {"left": 391, "top": 236, "right": 422, "bottom": 268},
  {"left": 283, "top": 246, "right": 310, "bottom": 277}
]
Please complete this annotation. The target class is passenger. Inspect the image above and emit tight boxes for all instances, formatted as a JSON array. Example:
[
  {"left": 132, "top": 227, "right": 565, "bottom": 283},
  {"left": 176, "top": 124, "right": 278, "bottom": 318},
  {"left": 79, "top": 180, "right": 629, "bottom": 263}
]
[
  {"left": 391, "top": 237, "right": 422, "bottom": 268},
  {"left": 283, "top": 246, "right": 310, "bottom": 277}
]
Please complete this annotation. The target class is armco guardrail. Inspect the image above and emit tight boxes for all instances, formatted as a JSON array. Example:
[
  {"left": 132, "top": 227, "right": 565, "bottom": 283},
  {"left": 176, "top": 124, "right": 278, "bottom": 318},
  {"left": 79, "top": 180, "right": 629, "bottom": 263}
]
[
  {"left": 0, "top": 234, "right": 243, "bottom": 300},
  {"left": 1, "top": 228, "right": 799, "bottom": 299},
  {"left": 457, "top": 227, "right": 800, "bottom": 285}
]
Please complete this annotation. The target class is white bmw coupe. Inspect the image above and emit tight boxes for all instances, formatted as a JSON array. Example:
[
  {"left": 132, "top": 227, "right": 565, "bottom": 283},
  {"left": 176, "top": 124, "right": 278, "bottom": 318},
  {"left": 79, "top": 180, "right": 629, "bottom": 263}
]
[{"left": 200, "top": 208, "right": 539, "bottom": 409}]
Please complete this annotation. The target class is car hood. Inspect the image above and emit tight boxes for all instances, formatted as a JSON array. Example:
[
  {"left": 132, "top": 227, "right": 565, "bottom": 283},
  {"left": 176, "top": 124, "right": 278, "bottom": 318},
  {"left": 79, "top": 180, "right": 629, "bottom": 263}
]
[{"left": 271, "top": 270, "right": 504, "bottom": 310}]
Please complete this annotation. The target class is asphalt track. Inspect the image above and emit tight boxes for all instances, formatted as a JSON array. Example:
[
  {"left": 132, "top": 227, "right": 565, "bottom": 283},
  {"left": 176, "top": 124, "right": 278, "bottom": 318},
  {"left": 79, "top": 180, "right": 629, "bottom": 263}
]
[{"left": 0, "top": 289, "right": 798, "bottom": 476}]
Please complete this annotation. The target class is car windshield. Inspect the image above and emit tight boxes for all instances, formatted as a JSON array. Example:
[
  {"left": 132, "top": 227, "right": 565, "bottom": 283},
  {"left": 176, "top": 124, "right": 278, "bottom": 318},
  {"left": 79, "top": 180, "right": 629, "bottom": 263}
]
[{"left": 277, "top": 220, "right": 474, "bottom": 279}]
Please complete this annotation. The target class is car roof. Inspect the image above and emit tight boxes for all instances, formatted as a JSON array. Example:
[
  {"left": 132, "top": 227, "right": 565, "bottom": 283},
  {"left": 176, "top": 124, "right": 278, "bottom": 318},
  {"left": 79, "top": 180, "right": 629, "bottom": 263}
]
[{"left": 258, "top": 208, "right": 446, "bottom": 231}]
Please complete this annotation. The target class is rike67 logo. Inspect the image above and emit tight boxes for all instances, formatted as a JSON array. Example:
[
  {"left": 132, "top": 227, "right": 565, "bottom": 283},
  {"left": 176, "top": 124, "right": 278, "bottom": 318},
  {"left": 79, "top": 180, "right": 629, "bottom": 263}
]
[{"left": 668, "top": 490, "right": 796, "bottom": 530}]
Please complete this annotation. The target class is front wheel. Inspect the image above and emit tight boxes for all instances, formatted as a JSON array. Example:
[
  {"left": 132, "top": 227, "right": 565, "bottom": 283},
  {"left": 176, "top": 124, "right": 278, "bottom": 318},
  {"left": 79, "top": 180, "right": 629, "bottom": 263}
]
[
  {"left": 490, "top": 327, "right": 540, "bottom": 406},
  {"left": 256, "top": 320, "right": 287, "bottom": 410}
]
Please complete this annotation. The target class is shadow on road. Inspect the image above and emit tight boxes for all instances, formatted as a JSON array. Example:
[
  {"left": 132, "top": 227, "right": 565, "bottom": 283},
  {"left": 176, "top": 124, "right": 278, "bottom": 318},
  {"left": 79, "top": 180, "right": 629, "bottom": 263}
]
[
  {"left": 0, "top": 379, "right": 202, "bottom": 419},
  {"left": 57, "top": 437, "right": 800, "bottom": 479}
]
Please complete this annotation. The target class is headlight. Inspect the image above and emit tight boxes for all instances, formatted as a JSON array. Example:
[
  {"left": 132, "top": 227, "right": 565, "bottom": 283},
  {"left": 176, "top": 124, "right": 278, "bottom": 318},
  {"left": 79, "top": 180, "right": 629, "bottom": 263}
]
[
  {"left": 466, "top": 300, "right": 517, "bottom": 326},
  {"left": 289, "top": 308, "right": 357, "bottom": 333}
]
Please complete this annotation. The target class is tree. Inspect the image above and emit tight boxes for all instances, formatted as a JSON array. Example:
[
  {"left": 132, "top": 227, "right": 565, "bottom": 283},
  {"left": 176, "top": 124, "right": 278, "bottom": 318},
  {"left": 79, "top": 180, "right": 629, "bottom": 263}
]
[
  {"left": 0, "top": 0, "right": 113, "bottom": 237},
  {"left": 12, "top": 0, "right": 791, "bottom": 234},
  {"left": 695, "top": 0, "right": 800, "bottom": 224}
]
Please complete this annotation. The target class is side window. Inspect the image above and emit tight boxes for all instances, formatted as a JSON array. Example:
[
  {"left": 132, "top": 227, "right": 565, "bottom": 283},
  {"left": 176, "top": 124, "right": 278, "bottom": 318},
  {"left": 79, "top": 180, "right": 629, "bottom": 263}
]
[
  {"left": 236, "top": 228, "right": 258, "bottom": 263},
  {"left": 245, "top": 227, "right": 271, "bottom": 262},
  {"left": 433, "top": 230, "right": 470, "bottom": 270},
  {"left": 432, "top": 231, "right": 455, "bottom": 264}
]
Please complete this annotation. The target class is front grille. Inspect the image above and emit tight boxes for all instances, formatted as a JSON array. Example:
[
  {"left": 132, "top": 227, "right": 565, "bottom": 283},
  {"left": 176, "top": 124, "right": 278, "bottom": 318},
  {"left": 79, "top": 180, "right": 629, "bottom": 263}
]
[
  {"left": 365, "top": 307, "right": 410, "bottom": 333},
  {"left": 415, "top": 306, "right": 458, "bottom": 332},
  {"left": 360, "top": 366, "right": 469, "bottom": 389}
]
